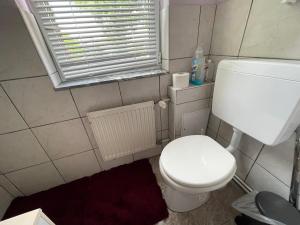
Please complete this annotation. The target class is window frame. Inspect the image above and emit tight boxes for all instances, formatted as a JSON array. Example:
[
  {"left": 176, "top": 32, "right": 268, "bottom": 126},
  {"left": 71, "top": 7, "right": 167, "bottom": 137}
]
[{"left": 17, "top": 0, "right": 163, "bottom": 89}]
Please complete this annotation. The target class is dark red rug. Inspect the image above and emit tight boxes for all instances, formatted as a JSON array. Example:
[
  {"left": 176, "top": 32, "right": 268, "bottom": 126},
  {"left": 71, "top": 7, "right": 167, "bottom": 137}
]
[{"left": 4, "top": 159, "right": 168, "bottom": 225}]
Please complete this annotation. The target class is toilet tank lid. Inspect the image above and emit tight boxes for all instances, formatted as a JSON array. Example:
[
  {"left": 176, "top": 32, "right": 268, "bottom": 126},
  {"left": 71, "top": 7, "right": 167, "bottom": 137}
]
[{"left": 218, "top": 59, "right": 300, "bottom": 82}]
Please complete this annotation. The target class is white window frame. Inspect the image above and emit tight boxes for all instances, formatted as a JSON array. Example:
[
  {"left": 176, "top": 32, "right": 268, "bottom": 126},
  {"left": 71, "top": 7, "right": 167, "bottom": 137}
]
[{"left": 15, "top": 0, "right": 162, "bottom": 89}]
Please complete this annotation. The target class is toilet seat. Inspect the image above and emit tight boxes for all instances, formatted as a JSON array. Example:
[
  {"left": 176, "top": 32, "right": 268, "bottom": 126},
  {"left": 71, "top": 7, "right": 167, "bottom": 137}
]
[{"left": 160, "top": 135, "right": 236, "bottom": 193}]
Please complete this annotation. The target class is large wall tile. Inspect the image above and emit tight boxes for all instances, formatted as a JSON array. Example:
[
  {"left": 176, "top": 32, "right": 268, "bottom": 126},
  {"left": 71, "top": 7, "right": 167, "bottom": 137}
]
[
  {"left": 6, "top": 162, "right": 64, "bottom": 195},
  {"left": 246, "top": 163, "right": 290, "bottom": 200},
  {"left": 0, "top": 87, "right": 27, "bottom": 134},
  {"left": 238, "top": 135, "right": 263, "bottom": 160},
  {"left": 168, "top": 58, "right": 192, "bottom": 74},
  {"left": 0, "top": 175, "right": 23, "bottom": 197},
  {"left": 211, "top": 0, "right": 252, "bottom": 56},
  {"left": 81, "top": 117, "right": 97, "bottom": 149},
  {"left": 169, "top": 5, "right": 200, "bottom": 59},
  {"left": 54, "top": 150, "right": 101, "bottom": 182},
  {"left": 0, "top": 130, "right": 49, "bottom": 173},
  {"left": 71, "top": 82, "right": 122, "bottom": 117},
  {"left": 206, "top": 128, "right": 218, "bottom": 139},
  {"left": 240, "top": 0, "right": 300, "bottom": 59},
  {"left": 256, "top": 135, "right": 295, "bottom": 186},
  {"left": 209, "top": 55, "right": 237, "bottom": 81},
  {"left": 0, "top": 1, "right": 46, "bottom": 81},
  {"left": 218, "top": 121, "right": 233, "bottom": 142},
  {"left": 207, "top": 113, "right": 221, "bottom": 133},
  {"left": 198, "top": 4, "right": 216, "bottom": 55},
  {"left": 2, "top": 77, "right": 79, "bottom": 127},
  {"left": 160, "top": 74, "right": 172, "bottom": 98},
  {"left": 33, "top": 119, "right": 92, "bottom": 160},
  {"left": 232, "top": 150, "right": 254, "bottom": 180},
  {"left": 119, "top": 76, "right": 159, "bottom": 105},
  {"left": 0, "top": 186, "right": 13, "bottom": 219}
]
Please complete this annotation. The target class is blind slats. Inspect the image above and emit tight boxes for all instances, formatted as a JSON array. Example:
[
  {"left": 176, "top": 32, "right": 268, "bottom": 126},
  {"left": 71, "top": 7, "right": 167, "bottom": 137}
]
[
  {"left": 43, "top": 17, "right": 153, "bottom": 26},
  {"left": 49, "top": 30, "right": 155, "bottom": 41},
  {"left": 55, "top": 41, "right": 156, "bottom": 55},
  {"left": 41, "top": 12, "right": 155, "bottom": 20},
  {"left": 65, "top": 60, "right": 158, "bottom": 79},
  {"left": 61, "top": 55, "right": 155, "bottom": 72},
  {"left": 64, "top": 59, "right": 157, "bottom": 78},
  {"left": 29, "top": 0, "right": 160, "bottom": 81},
  {"left": 53, "top": 38, "right": 156, "bottom": 50},
  {"left": 48, "top": 25, "right": 155, "bottom": 36},
  {"left": 56, "top": 45, "right": 156, "bottom": 60},
  {"left": 38, "top": 7, "right": 155, "bottom": 14},
  {"left": 56, "top": 45, "right": 156, "bottom": 59},
  {"left": 51, "top": 34, "right": 156, "bottom": 46},
  {"left": 45, "top": 21, "right": 155, "bottom": 30},
  {"left": 59, "top": 49, "right": 157, "bottom": 64},
  {"left": 35, "top": 3, "right": 154, "bottom": 8}
]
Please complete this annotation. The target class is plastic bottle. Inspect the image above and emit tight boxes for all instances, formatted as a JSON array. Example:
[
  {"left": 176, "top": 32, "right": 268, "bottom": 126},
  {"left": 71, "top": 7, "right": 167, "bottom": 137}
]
[{"left": 191, "top": 46, "right": 206, "bottom": 85}]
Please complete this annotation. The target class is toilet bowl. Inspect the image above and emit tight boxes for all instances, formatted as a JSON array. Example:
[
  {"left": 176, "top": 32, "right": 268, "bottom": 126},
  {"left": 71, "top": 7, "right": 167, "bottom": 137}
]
[{"left": 159, "top": 135, "right": 236, "bottom": 212}]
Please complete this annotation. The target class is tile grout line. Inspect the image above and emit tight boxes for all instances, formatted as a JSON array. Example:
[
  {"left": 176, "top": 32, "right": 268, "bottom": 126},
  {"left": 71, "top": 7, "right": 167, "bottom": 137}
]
[
  {"left": 210, "top": 53, "right": 300, "bottom": 61},
  {"left": 68, "top": 89, "right": 104, "bottom": 170},
  {"left": 196, "top": 5, "right": 202, "bottom": 47},
  {"left": 3, "top": 148, "right": 96, "bottom": 177},
  {"left": 0, "top": 74, "right": 48, "bottom": 83},
  {"left": 237, "top": 0, "right": 254, "bottom": 57},
  {"left": 3, "top": 173, "right": 24, "bottom": 197},
  {"left": 0, "top": 182, "right": 17, "bottom": 199},
  {"left": 0, "top": 83, "right": 67, "bottom": 183},
  {"left": 80, "top": 118, "right": 104, "bottom": 170},
  {"left": 30, "top": 126, "right": 67, "bottom": 183},
  {"left": 208, "top": 4, "right": 218, "bottom": 55},
  {"left": 117, "top": 81, "right": 124, "bottom": 106},
  {"left": 0, "top": 117, "right": 85, "bottom": 137},
  {"left": 255, "top": 160, "right": 291, "bottom": 188},
  {"left": 52, "top": 148, "right": 95, "bottom": 161},
  {"left": 244, "top": 143, "right": 264, "bottom": 182},
  {"left": 0, "top": 128, "right": 29, "bottom": 136},
  {"left": 169, "top": 56, "right": 193, "bottom": 60}
]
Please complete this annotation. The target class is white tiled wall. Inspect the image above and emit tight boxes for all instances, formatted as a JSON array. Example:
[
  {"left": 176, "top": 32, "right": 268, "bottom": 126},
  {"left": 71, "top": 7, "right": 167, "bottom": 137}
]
[
  {"left": 208, "top": 0, "right": 300, "bottom": 202},
  {"left": 161, "top": 3, "right": 216, "bottom": 73},
  {"left": 0, "top": 0, "right": 171, "bottom": 216}
]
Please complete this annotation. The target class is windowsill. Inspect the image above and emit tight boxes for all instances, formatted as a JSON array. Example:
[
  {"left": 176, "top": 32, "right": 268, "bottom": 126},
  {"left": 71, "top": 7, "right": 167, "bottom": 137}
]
[{"left": 49, "top": 69, "right": 168, "bottom": 90}]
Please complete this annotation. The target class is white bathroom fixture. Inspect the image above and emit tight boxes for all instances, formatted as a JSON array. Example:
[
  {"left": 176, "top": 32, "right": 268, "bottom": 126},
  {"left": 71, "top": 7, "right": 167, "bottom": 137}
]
[
  {"left": 213, "top": 59, "right": 300, "bottom": 146},
  {"left": 160, "top": 59, "right": 300, "bottom": 212},
  {"left": 0, "top": 209, "right": 54, "bottom": 225}
]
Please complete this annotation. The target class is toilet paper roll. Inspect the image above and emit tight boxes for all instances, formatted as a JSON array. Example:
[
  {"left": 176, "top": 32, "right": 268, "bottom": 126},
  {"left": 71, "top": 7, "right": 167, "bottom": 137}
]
[{"left": 172, "top": 72, "right": 190, "bottom": 89}]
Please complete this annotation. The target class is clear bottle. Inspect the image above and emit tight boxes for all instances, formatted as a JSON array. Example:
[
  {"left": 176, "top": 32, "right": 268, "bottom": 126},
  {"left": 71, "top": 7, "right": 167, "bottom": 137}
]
[{"left": 191, "top": 46, "right": 206, "bottom": 85}]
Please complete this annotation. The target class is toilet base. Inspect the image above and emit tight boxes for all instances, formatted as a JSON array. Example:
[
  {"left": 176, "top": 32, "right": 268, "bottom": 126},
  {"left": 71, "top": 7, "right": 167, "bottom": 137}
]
[{"left": 164, "top": 185, "right": 210, "bottom": 212}]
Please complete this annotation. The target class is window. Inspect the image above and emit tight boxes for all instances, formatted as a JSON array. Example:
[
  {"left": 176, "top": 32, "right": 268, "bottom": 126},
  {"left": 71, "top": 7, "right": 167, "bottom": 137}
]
[{"left": 25, "top": 0, "right": 161, "bottom": 87}]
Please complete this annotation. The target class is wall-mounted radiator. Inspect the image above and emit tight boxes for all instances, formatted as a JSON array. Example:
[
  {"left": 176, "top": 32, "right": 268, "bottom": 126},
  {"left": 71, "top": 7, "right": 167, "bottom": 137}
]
[{"left": 87, "top": 101, "right": 156, "bottom": 161}]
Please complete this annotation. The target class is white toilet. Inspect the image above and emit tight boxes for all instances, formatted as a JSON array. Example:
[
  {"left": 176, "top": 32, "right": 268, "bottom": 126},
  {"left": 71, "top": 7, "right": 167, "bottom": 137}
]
[{"left": 160, "top": 59, "right": 300, "bottom": 212}]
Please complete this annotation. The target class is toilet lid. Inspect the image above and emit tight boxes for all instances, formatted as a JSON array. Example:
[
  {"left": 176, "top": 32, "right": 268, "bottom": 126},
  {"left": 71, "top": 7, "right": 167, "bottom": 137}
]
[{"left": 160, "top": 135, "right": 236, "bottom": 188}]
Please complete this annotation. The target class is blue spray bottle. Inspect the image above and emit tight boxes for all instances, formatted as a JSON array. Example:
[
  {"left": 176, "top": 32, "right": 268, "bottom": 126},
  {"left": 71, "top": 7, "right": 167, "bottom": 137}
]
[{"left": 191, "top": 46, "right": 205, "bottom": 85}]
